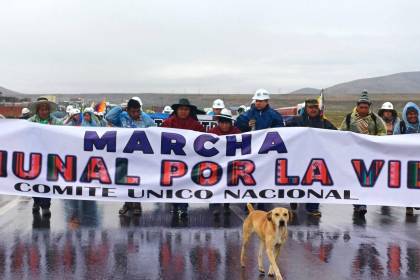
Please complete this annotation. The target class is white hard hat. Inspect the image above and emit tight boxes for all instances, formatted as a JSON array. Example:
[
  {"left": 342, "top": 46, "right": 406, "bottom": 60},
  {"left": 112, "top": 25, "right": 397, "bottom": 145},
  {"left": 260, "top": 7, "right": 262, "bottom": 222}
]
[
  {"left": 381, "top": 102, "right": 394, "bottom": 110},
  {"left": 130, "top": 97, "right": 143, "bottom": 106},
  {"left": 21, "top": 107, "right": 30, "bottom": 115},
  {"left": 83, "top": 107, "right": 94, "bottom": 113},
  {"left": 212, "top": 99, "right": 225, "bottom": 109},
  {"left": 252, "top": 89, "right": 270, "bottom": 101},
  {"left": 70, "top": 108, "right": 80, "bottom": 116},
  {"left": 66, "top": 105, "right": 74, "bottom": 113},
  {"left": 162, "top": 105, "right": 173, "bottom": 114}
]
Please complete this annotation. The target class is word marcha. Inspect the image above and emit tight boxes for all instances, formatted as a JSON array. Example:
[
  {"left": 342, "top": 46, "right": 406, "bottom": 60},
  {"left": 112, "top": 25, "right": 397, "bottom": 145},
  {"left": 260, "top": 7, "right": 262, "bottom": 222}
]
[{"left": 83, "top": 130, "right": 289, "bottom": 157}]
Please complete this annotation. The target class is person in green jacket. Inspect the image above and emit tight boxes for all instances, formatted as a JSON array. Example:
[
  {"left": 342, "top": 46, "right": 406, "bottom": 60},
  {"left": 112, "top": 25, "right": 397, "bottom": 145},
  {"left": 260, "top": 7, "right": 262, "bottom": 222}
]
[
  {"left": 339, "top": 90, "right": 386, "bottom": 217},
  {"left": 28, "top": 97, "right": 63, "bottom": 216}
]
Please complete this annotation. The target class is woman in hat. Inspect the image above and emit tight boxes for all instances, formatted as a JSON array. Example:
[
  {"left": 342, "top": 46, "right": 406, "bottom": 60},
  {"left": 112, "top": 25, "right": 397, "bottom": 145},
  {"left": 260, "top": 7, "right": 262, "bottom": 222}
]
[
  {"left": 28, "top": 97, "right": 63, "bottom": 216},
  {"left": 162, "top": 98, "right": 205, "bottom": 218},
  {"left": 162, "top": 98, "right": 206, "bottom": 132},
  {"left": 28, "top": 97, "right": 62, "bottom": 125},
  {"left": 208, "top": 108, "right": 241, "bottom": 216}
]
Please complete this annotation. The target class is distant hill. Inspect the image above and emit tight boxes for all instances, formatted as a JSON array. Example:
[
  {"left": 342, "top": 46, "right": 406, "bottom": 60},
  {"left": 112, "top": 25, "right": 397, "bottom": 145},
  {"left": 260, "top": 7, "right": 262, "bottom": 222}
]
[
  {"left": 326, "top": 71, "right": 420, "bottom": 94},
  {"left": 0, "top": 86, "right": 22, "bottom": 96},
  {"left": 288, "top": 87, "right": 321, "bottom": 95}
]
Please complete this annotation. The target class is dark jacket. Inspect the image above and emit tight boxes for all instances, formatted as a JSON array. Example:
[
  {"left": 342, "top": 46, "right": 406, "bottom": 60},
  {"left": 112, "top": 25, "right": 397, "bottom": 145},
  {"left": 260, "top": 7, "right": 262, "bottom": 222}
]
[
  {"left": 286, "top": 113, "right": 337, "bottom": 130},
  {"left": 208, "top": 125, "right": 241, "bottom": 135},
  {"left": 236, "top": 104, "right": 284, "bottom": 132},
  {"left": 162, "top": 115, "right": 205, "bottom": 132}
]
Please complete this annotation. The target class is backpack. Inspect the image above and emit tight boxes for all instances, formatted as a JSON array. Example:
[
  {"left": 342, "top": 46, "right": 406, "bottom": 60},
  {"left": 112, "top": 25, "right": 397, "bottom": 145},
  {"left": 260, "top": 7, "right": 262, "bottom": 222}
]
[{"left": 346, "top": 113, "right": 378, "bottom": 135}]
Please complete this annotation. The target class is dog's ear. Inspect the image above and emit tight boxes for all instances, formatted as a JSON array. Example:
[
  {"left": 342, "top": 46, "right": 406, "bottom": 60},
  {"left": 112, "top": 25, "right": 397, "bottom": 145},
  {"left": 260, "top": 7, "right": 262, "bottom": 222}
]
[
  {"left": 267, "top": 211, "right": 272, "bottom": 221},
  {"left": 288, "top": 210, "right": 294, "bottom": 222}
]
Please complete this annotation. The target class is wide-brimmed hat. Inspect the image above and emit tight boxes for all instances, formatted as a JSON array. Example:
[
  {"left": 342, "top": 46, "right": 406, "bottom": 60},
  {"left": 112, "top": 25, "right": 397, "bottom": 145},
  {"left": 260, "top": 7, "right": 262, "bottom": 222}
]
[
  {"left": 30, "top": 96, "right": 57, "bottom": 113},
  {"left": 171, "top": 98, "right": 198, "bottom": 112}
]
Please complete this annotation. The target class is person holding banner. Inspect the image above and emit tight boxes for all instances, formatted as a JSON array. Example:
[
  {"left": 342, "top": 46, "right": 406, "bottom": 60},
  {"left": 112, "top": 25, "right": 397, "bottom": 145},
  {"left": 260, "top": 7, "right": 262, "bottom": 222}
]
[
  {"left": 162, "top": 98, "right": 206, "bottom": 218},
  {"left": 339, "top": 90, "right": 386, "bottom": 217},
  {"left": 208, "top": 108, "right": 241, "bottom": 216},
  {"left": 236, "top": 89, "right": 284, "bottom": 211},
  {"left": 393, "top": 102, "right": 420, "bottom": 215},
  {"left": 286, "top": 98, "right": 337, "bottom": 216},
  {"left": 236, "top": 89, "right": 284, "bottom": 132},
  {"left": 105, "top": 97, "right": 156, "bottom": 216},
  {"left": 28, "top": 97, "right": 63, "bottom": 216}
]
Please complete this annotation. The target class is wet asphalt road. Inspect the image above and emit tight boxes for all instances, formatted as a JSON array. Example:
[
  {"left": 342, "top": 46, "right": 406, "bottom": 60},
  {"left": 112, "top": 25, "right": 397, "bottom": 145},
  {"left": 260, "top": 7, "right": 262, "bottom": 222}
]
[{"left": 0, "top": 196, "right": 419, "bottom": 280}]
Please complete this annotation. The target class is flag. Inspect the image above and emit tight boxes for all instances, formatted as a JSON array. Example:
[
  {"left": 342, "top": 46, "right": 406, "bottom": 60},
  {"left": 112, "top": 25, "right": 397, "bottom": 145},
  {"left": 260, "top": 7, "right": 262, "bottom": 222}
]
[{"left": 95, "top": 100, "right": 106, "bottom": 113}]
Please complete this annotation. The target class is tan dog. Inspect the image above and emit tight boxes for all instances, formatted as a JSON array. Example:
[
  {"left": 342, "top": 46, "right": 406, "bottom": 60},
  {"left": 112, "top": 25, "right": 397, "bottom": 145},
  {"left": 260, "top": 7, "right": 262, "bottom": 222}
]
[{"left": 240, "top": 204, "right": 292, "bottom": 280}]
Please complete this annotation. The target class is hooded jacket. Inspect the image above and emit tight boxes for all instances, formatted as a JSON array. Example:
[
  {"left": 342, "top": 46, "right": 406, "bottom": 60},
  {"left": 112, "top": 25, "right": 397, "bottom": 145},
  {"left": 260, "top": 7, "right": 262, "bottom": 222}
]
[
  {"left": 393, "top": 102, "right": 420, "bottom": 135},
  {"left": 235, "top": 104, "right": 284, "bottom": 132},
  {"left": 105, "top": 106, "right": 155, "bottom": 128},
  {"left": 81, "top": 112, "right": 99, "bottom": 127}
]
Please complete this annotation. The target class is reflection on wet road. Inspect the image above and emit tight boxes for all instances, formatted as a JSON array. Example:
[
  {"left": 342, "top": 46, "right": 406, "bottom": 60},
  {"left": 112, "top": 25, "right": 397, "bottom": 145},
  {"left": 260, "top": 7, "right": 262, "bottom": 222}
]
[{"left": 0, "top": 196, "right": 419, "bottom": 279}]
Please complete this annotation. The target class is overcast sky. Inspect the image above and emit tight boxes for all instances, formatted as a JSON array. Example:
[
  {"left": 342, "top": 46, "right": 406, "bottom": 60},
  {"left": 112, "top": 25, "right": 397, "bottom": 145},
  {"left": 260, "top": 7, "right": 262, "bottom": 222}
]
[{"left": 1, "top": 0, "right": 419, "bottom": 94}]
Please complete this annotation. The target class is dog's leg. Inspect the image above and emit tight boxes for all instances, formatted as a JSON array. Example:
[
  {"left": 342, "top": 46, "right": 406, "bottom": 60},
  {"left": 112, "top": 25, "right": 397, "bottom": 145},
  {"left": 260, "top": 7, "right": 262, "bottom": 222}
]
[
  {"left": 258, "top": 241, "right": 265, "bottom": 274},
  {"left": 268, "top": 245, "right": 281, "bottom": 276},
  {"left": 266, "top": 247, "right": 283, "bottom": 280},
  {"left": 240, "top": 220, "right": 252, "bottom": 267}
]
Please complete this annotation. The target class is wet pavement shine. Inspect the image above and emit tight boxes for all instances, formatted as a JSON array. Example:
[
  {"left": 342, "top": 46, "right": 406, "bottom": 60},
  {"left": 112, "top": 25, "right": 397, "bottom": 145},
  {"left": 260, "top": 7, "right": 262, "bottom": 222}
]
[{"left": 0, "top": 196, "right": 419, "bottom": 280}]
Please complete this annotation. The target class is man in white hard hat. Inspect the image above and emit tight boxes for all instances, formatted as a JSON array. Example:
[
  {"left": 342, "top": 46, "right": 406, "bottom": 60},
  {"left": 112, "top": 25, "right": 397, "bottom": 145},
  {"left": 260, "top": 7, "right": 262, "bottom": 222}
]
[
  {"left": 20, "top": 108, "right": 31, "bottom": 119},
  {"left": 378, "top": 102, "right": 400, "bottom": 135},
  {"left": 236, "top": 89, "right": 284, "bottom": 132},
  {"left": 208, "top": 99, "right": 225, "bottom": 116},
  {"left": 66, "top": 105, "right": 74, "bottom": 114},
  {"left": 236, "top": 89, "right": 284, "bottom": 212},
  {"left": 237, "top": 105, "right": 247, "bottom": 115},
  {"left": 162, "top": 105, "right": 174, "bottom": 114}
]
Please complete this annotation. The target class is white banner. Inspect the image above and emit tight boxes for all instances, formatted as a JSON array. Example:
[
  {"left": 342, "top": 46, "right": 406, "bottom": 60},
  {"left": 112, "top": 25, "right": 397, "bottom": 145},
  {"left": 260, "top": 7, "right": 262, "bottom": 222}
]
[{"left": 1, "top": 119, "right": 420, "bottom": 206}]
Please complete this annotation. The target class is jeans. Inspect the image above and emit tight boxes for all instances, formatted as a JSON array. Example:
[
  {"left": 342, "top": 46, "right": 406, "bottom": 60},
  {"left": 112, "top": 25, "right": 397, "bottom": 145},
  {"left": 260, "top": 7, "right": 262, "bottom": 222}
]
[
  {"left": 305, "top": 203, "right": 319, "bottom": 212},
  {"left": 173, "top": 203, "right": 188, "bottom": 211},
  {"left": 33, "top": 197, "right": 51, "bottom": 209}
]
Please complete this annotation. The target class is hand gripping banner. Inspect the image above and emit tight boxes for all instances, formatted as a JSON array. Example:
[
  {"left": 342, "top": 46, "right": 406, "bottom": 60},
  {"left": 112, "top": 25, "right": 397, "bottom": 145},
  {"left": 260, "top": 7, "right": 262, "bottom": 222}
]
[{"left": 1, "top": 119, "right": 420, "bottom": 207}]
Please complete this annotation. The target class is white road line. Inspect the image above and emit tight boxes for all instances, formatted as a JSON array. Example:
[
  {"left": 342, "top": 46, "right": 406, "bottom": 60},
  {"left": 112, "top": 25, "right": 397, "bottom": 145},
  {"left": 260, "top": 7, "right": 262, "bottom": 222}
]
[{"left": 0, "top": 198, "right": 24, "bottom": 216}]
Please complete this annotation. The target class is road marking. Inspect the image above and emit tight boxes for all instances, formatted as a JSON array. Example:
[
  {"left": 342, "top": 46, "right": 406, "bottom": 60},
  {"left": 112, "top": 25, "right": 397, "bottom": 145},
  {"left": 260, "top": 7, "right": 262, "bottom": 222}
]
[{"left": 0, "top": 198, "right": 24, "bottom": 216}]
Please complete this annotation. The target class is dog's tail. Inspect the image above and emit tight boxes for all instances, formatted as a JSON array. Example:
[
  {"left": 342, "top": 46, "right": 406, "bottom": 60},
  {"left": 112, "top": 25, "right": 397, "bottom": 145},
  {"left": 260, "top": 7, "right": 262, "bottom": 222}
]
[{"left": 246, "top": 203, "right": 255, "bottom": 213}]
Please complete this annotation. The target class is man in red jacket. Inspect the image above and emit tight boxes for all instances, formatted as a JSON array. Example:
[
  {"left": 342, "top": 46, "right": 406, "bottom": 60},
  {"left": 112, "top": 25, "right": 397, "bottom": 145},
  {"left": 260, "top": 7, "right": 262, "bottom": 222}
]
[
  {"left": 162, "top": 98, "right": 205, "bottom": 218},
  {"left": 208, "top": 109, "right": 241, "bottom": 215}
]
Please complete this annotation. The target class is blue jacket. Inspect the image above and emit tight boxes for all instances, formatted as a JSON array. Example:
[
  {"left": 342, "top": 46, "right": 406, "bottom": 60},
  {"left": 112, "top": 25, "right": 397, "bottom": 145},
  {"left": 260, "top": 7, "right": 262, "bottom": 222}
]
[
  {"left": 105, "top": 106, "right": 156, "bottom": 128},
  {"left": 393, "top": 102, "right": 420, "bottom": 135},
  {"left": 236, "top": 104, "right": 284, "bottom": 132}
]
